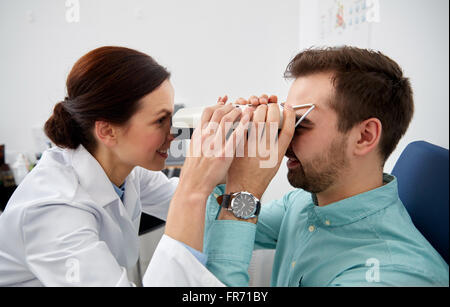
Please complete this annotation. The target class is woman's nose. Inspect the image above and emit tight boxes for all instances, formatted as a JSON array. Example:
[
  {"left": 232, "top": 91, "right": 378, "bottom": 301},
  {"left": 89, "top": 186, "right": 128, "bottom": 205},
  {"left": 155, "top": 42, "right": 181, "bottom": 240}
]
[{"left": 167, "top": 131, "right": 176, "bottom": 143}]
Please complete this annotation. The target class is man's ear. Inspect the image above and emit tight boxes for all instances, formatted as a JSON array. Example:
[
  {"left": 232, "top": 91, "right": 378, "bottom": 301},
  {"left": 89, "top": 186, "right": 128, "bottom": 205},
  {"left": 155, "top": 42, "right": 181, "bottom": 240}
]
[
  {"left": 353, "top": 118, "right": 382, "bottom": 157},
  {"left": 94, "top": 121, "right": 118, "bottom": 147}
]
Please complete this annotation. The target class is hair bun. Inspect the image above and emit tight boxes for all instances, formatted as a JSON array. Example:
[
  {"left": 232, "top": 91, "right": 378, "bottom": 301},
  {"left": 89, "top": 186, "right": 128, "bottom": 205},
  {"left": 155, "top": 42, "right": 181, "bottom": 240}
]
[{"left": 44, "top": 101, "right": 82, "bottom": 149}]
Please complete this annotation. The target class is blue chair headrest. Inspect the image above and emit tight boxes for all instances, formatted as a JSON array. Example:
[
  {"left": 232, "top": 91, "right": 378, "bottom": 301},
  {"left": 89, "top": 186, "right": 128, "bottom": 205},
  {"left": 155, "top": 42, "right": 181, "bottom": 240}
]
[{"left": 392, "top": 141, "right": 449, "bottom": 263}]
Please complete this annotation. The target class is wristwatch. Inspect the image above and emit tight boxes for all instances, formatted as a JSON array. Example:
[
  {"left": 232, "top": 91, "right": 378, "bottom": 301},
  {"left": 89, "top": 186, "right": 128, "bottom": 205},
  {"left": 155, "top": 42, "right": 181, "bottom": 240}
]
[{"left": 218, "top": 192, "right": 261, "bottom": 220}]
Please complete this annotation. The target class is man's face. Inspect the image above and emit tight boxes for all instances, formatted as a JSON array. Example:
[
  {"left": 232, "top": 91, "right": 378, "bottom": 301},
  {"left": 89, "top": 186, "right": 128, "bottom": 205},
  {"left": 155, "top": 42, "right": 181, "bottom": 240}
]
[{"left": 284, "top": 72, "right": 351, "bottom": 194}]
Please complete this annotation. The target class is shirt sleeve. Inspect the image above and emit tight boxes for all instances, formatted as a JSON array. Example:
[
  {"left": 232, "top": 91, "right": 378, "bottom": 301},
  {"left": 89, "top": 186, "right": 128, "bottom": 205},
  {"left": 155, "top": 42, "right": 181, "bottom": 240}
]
[
  {"left": 22, "top": 204, "right": 133, "bottom": 287},
  {"left": 203, "top": 185, "right": 286, "bottom": 286},
  {"left": 203, "top": 185, "right": 287, "bottom": 250},
  {"left": 179, "top": 242, "right": 208, "bottom": 266},
  {"left": 205, "top": 220, "right": 257, "bottom": 287},
  {"left": 136, "top": 167, "right": 179, "bottom": 221},
  {"left": 254, "top": 194, "right": 288, "bottom": 250}
]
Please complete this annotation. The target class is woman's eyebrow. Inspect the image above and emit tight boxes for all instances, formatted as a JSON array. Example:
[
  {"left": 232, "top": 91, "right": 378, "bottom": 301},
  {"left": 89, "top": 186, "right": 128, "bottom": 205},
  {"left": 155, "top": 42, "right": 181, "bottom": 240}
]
[{"left": 155, "top": 109, "right": 173, "bottom": 116}]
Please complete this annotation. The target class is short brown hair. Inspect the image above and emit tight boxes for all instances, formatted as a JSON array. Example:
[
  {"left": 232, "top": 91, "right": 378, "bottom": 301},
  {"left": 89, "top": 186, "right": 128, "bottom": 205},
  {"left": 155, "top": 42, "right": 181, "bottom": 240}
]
[
  {"left": 45, "top": 46, "right": 170, "bottom": 153},
  {"left": 285, "top": 46, "right": 414, "bottom": 165}
]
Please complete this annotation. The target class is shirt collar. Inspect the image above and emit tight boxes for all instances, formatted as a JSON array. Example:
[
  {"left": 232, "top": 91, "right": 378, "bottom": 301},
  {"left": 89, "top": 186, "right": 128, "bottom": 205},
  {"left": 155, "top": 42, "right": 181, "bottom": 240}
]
[
  {"left": 310, "top": 174, "right": 400, "bottom": 227},
  {"left": 112, "top": 181, "right": 126, "bottom": 200}
]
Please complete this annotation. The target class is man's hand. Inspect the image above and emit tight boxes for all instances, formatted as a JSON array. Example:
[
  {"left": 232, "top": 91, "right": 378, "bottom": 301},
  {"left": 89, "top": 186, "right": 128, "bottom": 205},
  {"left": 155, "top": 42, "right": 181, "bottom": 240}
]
[
  {"left": 165, "top": 98, "right": 251, "bottom": 250},
  {"left": 225, "top": 95, "right": 296, "bottom": 200}
]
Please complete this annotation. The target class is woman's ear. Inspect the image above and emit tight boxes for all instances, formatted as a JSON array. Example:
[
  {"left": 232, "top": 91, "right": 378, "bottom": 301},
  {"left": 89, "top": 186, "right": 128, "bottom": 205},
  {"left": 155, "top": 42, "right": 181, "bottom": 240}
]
[
  {"left": 353, "top": 118, "right": 382, "bottom": 157},
  {"left": 94, "top": 121, "right": 118, "bottom": 147}
]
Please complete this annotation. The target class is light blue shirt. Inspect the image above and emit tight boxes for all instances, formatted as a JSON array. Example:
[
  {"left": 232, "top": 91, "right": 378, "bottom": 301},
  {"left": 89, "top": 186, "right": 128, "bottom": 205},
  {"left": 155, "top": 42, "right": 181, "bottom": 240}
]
[
  {"left": 112, "top": 182, "right": 125, "bottom": 201},
  {"left": 204, "top": 174, "right": 449, "bottom": 286},
  {"left": 111, "top": 181, "right": 207, "bottom": 266}
]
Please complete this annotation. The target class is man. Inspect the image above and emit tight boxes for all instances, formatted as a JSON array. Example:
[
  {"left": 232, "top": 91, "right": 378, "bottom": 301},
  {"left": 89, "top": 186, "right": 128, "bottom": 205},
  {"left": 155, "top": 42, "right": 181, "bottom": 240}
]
[{"left": 203, "top": 46, "right": 449, "bottom": 286}]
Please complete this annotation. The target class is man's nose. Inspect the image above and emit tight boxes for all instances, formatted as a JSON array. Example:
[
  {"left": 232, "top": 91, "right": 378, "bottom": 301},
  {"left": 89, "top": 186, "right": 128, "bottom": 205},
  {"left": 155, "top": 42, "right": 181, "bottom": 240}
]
[{"left": 286, "top": 140, "right": 297, "bottom": 156}]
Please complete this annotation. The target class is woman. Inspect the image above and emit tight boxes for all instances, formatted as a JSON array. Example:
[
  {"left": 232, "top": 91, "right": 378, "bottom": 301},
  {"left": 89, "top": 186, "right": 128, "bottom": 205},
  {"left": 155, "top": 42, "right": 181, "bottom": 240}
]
[{"left": 0, "top": 46, "right": 251, "bottom": 286}]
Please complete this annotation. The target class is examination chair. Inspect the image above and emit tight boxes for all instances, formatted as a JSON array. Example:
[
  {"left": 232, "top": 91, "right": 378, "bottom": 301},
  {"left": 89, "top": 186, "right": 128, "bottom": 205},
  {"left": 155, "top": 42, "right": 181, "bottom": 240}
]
[{"left": 392, "top": 141, "right": 449, "bottom": 264}]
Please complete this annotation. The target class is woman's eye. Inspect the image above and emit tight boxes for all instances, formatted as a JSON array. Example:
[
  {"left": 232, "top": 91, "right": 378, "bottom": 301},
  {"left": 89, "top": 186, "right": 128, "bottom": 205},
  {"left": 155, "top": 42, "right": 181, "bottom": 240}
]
[{"left": 157, "top": 116, "right": 167, "bottom": 124}]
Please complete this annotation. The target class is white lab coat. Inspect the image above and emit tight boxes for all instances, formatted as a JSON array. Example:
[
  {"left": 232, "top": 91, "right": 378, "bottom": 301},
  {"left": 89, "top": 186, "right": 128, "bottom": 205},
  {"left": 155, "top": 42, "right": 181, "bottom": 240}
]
[
  {"left": 0, "top": 145, "right": 223, "bottom": 287},
  {"left": 143, "top": 234, "right": 224, "bottom": 287}
]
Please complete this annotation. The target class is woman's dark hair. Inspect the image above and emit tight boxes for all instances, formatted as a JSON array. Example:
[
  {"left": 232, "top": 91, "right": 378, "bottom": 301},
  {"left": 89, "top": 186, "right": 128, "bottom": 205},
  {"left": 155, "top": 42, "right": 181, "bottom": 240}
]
[
  {"left": 44, "top": 46, "right": 170, "bottom": 152},
  {"left": 285, "top": 46, "right": 414, "bottom": 165}
]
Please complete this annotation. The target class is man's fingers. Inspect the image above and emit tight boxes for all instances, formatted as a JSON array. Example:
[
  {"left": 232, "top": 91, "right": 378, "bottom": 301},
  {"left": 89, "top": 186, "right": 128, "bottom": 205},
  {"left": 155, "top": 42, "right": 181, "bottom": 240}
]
[
  {"left": 267, "top": 103, "right": 280, "bottom": 125},
  {"left": 259, "top": 94, "right": 269, "bottom": 105},
  {"left": 249, "top": 96, "right": 259, "bottom": 105},
  {"left": 266, "top": 103, "right": 280, "bottom": 145},
  {"left": 277, "top": 105, "right": 296, "bottom": 156},
  {"left": 250, "top": 104, "right": 267, "bottom": 142},
  {"left": 236, "top": 98, "right": 248, "bottom": 105},
  {"left": 235, "top": 94, "right": 278, "bottom": 106}
]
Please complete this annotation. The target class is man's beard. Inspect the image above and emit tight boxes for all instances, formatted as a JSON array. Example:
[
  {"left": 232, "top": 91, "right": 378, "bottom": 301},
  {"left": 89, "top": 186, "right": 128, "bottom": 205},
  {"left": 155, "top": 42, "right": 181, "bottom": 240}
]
[{"left": 287, "top": 136, "right": 349, "bottom": 194}]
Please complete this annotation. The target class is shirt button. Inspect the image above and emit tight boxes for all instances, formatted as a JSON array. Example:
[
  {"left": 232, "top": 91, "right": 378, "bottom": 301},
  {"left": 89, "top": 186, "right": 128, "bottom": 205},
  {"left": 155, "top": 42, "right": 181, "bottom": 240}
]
[
  {"left": 325, "top": 220, "right": 331, "bottom": 226},
  {"left": 308, "top": 225, "right": 315, "bottom": 232}
]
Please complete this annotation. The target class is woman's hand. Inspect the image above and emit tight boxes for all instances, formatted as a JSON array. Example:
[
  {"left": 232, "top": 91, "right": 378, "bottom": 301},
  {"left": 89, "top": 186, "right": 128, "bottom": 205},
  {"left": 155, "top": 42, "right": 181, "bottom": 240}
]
[
  {"left": 235, "top": 94, "right": 279, "bottom": 106},
  {"left": 178, "top": 98, "right": 252, "bottom": 197},
  {"left": 165, "top": 97, "right": 252, "bottom": 251}
]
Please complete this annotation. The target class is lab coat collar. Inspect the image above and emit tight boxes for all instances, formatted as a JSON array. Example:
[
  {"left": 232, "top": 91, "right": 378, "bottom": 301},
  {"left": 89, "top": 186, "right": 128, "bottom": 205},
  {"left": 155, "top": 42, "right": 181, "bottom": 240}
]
[
  {"left": 71, "top": 145, "right": 121, "bottom": 208},
  {"left": 123, "top": 174, "right": 140, "bottom": 219}
]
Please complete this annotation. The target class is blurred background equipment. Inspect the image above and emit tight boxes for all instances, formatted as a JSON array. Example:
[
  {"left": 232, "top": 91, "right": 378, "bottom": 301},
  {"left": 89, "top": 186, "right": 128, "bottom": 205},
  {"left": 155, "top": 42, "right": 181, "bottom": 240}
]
[{"left": 0, "top": 145, "right": 17, "bottom": 212}]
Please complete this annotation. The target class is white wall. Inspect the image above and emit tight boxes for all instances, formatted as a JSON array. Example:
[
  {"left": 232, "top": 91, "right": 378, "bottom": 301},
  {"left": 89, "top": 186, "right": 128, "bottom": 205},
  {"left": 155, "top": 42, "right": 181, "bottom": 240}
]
[
  {"left": 0, "top": 0, "right": 300, "bottom": 163},
  {"left": 298, "top": 0, "right": 449, "bottom": 172},
  {"left": 264, "top": 0, "right": 449, "bottom": 203}
]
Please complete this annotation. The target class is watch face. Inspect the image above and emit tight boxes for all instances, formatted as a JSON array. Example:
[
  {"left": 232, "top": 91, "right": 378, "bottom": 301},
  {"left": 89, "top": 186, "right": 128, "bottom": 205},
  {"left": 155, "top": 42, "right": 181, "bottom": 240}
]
[{"left": 232, "top": 193, "right": 256, "bottom": 219}]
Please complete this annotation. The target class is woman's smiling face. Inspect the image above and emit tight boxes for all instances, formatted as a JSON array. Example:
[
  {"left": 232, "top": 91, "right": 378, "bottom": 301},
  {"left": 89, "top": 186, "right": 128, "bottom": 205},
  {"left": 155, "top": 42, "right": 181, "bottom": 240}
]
[{"left": 113, "top": 79, "right": 175, "bottom": 171}]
